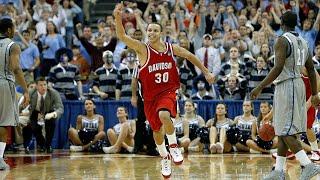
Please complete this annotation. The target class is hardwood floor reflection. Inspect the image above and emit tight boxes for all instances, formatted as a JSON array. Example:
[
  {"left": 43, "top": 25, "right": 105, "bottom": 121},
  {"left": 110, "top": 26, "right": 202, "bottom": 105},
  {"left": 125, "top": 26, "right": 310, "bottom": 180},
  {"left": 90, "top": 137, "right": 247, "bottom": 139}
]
[{"left": 1, "top": 152, "right": 319, "bottom": 179}]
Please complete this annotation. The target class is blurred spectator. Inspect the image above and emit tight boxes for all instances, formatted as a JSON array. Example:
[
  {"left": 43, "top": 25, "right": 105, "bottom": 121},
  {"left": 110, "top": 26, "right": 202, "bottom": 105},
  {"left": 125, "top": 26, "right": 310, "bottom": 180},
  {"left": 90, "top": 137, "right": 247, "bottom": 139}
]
[
  {"left": 116, "top": 49, "right": 138, "bottom": 100},
  {"left": 313, "top": 43, "right": 320, "bottom": 72},
  {"left": 48, "top": 48, "right": 84, "bottom": 100},
  {"left": 35, "top": 9, "right": 51, "bottom": 37},
  {"left": 70, "top": 44, "right": 90, "bottom": 83},
  {"left": 219, "top": 47, "right": 247, "bottom": 78},
  {"left": 62, "top": 0, "right": 82, "bottom": 48},
  {"left": 195, "top": 34, "right": 221, "bottom": 77},
  {"left": 32, "top": 0, "right": 52, "bottom": 22},
  {"left": 93, "top": 50, "right": 118, "bottom": 100},
  {"left": 217, "top": 74, "right": 246, "bottom": 100},
  {"left": 39, "top": 21, "right": 66, "bottom": 76},
  {"left": 176, "top": 55, "right": 193, "bottom": 99},
  {"left": 51, "top": 1, "right": 67, "bottom": 38},
  {"left": 19, "top": 30, "right": 40, "bottom": 83},
  {"left": 191, "top": 76, "right": 214, "bottom": 100}
]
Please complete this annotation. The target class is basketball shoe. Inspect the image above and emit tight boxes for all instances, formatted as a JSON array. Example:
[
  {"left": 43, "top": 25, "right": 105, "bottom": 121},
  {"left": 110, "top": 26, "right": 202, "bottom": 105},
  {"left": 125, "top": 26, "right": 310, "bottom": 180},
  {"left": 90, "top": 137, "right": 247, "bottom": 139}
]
[
  {"left": 272, "top": 151, "right": 295, "bottom": 160},
  {"left": 0, "top": 158, "right": 9, "bottom": 170},
  {"left": 161, "top": 153, "right": 172, "bottom": 178},
  {"left": 310, "top": 150, "right": 320, "bottom": 161},
  {"left": 169, "top": 144, "right": 183, "bottom": 165},
  {"left": 300, "top": 163, "right": 320, "bottom": 180},
  {"left": 263, "top": 168, "right": 285, "bottom": 180}
]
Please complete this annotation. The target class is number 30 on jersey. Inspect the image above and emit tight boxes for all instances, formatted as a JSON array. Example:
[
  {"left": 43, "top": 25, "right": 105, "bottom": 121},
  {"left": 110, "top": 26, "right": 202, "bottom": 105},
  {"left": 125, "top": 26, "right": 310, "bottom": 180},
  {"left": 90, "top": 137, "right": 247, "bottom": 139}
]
[{"left": 155, "top": 72, "right": 169, "bottom": 83}]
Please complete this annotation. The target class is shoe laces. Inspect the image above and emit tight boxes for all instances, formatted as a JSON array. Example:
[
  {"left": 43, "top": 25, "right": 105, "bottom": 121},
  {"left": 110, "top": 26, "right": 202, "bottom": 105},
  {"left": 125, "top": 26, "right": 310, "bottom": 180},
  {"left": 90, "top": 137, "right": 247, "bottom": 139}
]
[
  {"left": 171, "top": 147, "right": 181, "bottom": 157},
  {"left": 162, "top": 156, "right": 171, "bottom": 171}
]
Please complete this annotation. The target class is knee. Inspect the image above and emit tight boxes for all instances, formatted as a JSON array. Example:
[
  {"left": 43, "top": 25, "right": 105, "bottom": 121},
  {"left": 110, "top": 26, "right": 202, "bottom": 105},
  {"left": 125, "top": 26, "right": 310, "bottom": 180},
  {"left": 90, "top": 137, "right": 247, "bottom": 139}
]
[
  {"left": 99, "top": 131, "right": 106, "bottom": 138},
  {"left": 158, "top": 111, "right": 170, "bottom": 121},
  {"left": 121, "top": 122, "right": 130, "bottom": 130},
  {"left": 246, "top": 140, "right": 255, "bottom": 147},
  {"left": 107, "top": 129, "right": 114, "bottom": 136}
]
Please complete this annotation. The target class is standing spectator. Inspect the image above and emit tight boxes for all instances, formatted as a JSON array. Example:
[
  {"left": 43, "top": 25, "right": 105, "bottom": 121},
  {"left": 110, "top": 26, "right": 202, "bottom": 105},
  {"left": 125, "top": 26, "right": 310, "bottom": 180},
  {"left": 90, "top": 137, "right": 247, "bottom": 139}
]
[
  {"left": 19, "top": 30, "right": 40, "bottom": 83},
  {"left": 70, "top": 44, "right": 90, "bottom": 83},
  {"left": 93, "top": 50, "right": 118, "bottom": 100},
  {"left": 39, "top": 21, "right": 66, "bottom": 76},
  {"left": 116, "top": 49, "right": 138, "bottom": 100},
  {"left": 23, "top": 77, "right": 63, "bottom": 153},
  {"left": 217, "top": 74, "right": 246, "bottom": 100},
  {"left": 62, "top": 0, "right": 82, "bottom": 48},
  {"left": 48, "top": 47, "right": 84, "bottom": 100},
  {"left": 195, "top": 34, "right": 221, "bottom": 77},
  {"left": 68, "top": 99, "right": 106, "bottom": 152},
  {"left": 313, "top": 43, "right": 320, "bottom": 72},
  {"left": 191, "top": 77, "right": 214, "bottom": 100},
  {"left": 32, "top": 0, "right": 52, "bottom": 22}
]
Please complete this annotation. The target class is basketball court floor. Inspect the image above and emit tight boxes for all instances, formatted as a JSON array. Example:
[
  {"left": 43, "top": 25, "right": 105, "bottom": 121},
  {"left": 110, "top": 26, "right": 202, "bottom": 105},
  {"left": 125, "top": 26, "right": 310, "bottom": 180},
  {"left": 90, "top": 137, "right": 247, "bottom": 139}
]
[{"left": 1, "top": 151, "right": 320, "bottom": 179}]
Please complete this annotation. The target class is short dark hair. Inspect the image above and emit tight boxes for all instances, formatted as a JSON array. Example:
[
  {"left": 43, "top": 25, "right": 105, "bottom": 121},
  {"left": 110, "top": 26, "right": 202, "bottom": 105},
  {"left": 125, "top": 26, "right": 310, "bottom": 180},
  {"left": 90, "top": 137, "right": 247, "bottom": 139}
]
[
  {"left": 0, "top": 18, "right": 14, "bottom": 34},
  {"left": 281, "top": 11, "right": 297, "bottom": 29},
  {"left": 35, "top": 76, "right": 47, "bottom": 83},
  {"left": 22, "top": 30, "right": 30, "bottom": 35},
  {"left": 147, "top": 22, "right": 162, "bottom": 32}
]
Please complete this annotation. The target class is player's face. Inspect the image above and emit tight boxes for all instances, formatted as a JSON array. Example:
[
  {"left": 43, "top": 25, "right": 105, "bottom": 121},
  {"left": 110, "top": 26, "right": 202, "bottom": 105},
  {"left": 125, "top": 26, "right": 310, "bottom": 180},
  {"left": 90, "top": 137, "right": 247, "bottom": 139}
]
[
  {"left": 36, "top": 81, "right": 48, "bottom": 95},
  {"left": 84, "top": 100, "right": 95, "bottom": 112},
  {"left": 260, "top": 103, "right": 270, "bottom": 115},
  {"left": 147, "top": 24, "right": 162, "bottom": 43},
  {"left": 242, "top": 101, "right": 252, "bottom": 113},
  {"left": 216, "top": 104, "right": 226, "bottom": 116},
  {"left": 184, "top": 102, "right": 195, "bottom": 113}
]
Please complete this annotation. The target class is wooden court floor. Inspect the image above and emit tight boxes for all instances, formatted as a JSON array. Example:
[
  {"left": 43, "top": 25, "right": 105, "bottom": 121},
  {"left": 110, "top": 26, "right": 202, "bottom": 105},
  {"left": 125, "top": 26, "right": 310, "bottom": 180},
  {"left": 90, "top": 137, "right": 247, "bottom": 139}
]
[{"left": 1, "top": 151, "right": 320, "bottom": 180}]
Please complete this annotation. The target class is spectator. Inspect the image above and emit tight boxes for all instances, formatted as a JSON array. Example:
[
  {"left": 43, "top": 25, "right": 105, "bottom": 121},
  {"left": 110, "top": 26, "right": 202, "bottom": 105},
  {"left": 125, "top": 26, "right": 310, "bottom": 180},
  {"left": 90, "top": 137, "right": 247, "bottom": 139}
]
[
  {"left": 217, "top": 74, "right": 246, "bottom": 100},
  {"left": 68, "top": 99, "right": 106, "bottom": 152},
  {"left": 32, "top": 0, "right": 52, "bottom": 22},
  {"left": 313, "top": 43, "right": 320, "bottom": 72},
  {"left": 103, "top": 106, "right": 136, "bottom": 154},
  {"left": 23, "top": 77, "right": 63, "bottom": 153},
  {"left": 116, "top": 49, "right": 138, "bottom": 100},
  {"left": 191, "top": 76, "right": 214, "bottom": 100},
  {"left": 93, "top": 50, "right": 118, "bottom": 100},
  {"left": 39, "top": 21, "right": 66, "bottom": 76},
  {"left": 70, "top": 44, "right": 90, "bottom": 83},
  {"left": 48, "top": 47, "right": 84, "bottom": 100},
  {"left": 19, "top": 30, "right": 40, "bottom": 83},
  {"left": 219, "top": 46, "right": 247, "bottom": 78},
  {"left": 62, "top": 0, "right": 82, "bottom": 48},
  {"left": 195, "top": 34, "right": 221, "bottom": 77}
]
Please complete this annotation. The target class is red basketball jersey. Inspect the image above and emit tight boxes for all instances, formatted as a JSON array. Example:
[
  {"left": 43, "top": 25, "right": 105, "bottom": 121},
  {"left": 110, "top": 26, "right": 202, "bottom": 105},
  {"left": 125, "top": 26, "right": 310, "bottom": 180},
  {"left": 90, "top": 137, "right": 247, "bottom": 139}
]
[{"left": 138, "top": 42, "right": 180, "bottom": 101}]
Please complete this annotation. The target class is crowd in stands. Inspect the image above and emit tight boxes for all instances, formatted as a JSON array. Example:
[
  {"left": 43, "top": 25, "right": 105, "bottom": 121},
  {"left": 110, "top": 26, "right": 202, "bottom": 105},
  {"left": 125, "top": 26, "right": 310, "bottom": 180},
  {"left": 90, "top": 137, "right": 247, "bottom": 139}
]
[{"left": 1, "top": 0, "right": 320, "bottom": 154}]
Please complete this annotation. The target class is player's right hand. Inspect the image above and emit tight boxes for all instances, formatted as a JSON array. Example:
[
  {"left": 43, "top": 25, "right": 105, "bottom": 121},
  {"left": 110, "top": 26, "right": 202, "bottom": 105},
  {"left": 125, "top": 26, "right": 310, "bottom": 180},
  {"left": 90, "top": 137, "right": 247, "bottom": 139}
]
[
  {"left": 113, "top": 3, "right": 123, "bottom": 17},
  {"left": 204, "top": 72, "right": 215, "bottom": 85},
  {"left": 250, "top": 86, "right": 262, "bottom": 100}
]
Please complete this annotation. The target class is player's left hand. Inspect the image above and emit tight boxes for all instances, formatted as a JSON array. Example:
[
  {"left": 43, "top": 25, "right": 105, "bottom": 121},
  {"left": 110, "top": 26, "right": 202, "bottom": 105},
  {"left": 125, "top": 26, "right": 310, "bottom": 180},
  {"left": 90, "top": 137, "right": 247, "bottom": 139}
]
[
  {"left": 204, "top": 72, "right": 215, "bottom": 85},
  {"left": 250, "top": 86, "right": 262, "bottom": 100},
  {"left": 311, "top": 94, "right": 320, "bottom": 107}
]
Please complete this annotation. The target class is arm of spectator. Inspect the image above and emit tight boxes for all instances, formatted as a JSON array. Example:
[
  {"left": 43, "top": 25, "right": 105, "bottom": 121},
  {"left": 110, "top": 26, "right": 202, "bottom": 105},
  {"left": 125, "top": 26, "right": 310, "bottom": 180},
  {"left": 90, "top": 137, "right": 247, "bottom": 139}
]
[
  {"left": 134, "top": 10, "right": 147, "bottom": 40},
  {"left": 76, "top": 115, "right": 82, "bottom": 130},
  {"left": 198, "top": 116, "right": 206, "bottom": 128},
  {"left": 212, "top": 51, "right": 221, "bottom": 76},
  {"left": 196, "top": 6, "right": 206, "bottom": 38},
  {"left": 251, "top": 8, "right": 261, "bottom": 25},
  {"left": 170, "top": 13, "right": 178, "bottom": 40},
  {"left": 175, "top": 4, "right": 186, "bottom": 31},
  {"left": 270, "top": 6, "right": 281, "bottom": 24},
  {"left": 188, "top": 12, "right": 196, "bottom": 40},
  {"left": 143, "top": 2, "right": 152, "bottom": 20},
  {"left": 51, "top": 89, "right": 64, "bottom": 119},
  {"left": 159, "top": 4, "right": 169, "bottom": 26},
  {"left": 70, "top": 0, "right": 82, "bottom": 16},
  {"left": 213, "top": 13, "right": 222, "bottom": 30},
  {"left": 251, "top": 121, "right": 258, "bottom": 139},
  {"left": 182, "top": 119, "right": 190, "bottom": 139},
  {"left": 313, "top": 10, "right": 320, "bottom": 31},
  {"left": 102, "top": 37, "right": 117, "bottom": 52},
  {"left": 231, "top": 13, "right": 239, "bottom": 29},
  {"left": 114, "top": 4, "right": 145, "bottom": 55},
  {"left": 77, "top": 80, "right": 84, "bottom": 99},
  {"left": 115, "top": 69, "right": 122, "bottom": 100},
  {"left": 98, "top": 115, "right": 104, "bottom": 133}
]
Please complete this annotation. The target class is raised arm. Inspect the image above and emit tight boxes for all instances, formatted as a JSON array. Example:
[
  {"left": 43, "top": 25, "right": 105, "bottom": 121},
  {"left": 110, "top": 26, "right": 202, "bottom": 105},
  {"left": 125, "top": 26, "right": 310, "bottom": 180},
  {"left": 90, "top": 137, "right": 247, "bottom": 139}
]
[
  {"left": 172, "top": 44, "right": 215, "bottom": 84},
  {"left": 114, "top": 3, "right": 145, "bottom": 54}
]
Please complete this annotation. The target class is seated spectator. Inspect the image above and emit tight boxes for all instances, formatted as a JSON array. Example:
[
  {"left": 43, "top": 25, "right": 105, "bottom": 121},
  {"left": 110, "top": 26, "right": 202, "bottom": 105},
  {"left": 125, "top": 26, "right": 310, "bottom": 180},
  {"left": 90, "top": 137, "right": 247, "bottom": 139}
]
[
  {"left": 247, "top": 56, "right": 273, "bottom": 100},
  {"left": 233, "top": 100, "right": 257, "bottom": 152},
  {"left": 176, "top": 55, "right": 193, "bottom": 99},
  {"left": 103, "top": 106, "right": 136, "bottom": 154},
  {"left": 48, "top": 48, "right": 84, "bottom": 100},
  {"left": 191, "top": 76, "right": 214, "bottom": 100},
  {"left": 206, "top": 103, "right": 234, "bottom": 154},
  {"left": 68, "top": 99, "right": 106, "bottom": 152},
  {"left": 217, "top": 74, "right": 246, "bottom": 100},
  {"left": 32, "top": 0, "right": 52, "bottom": 22},
  {"left": 247, "top": 101, "right": 278, "bottom": 153},
  {"left": 93, "top": 50, "right": 118, "bottom": 100},
  {"left": 219, "top": 46, "right": 247, "bottom": 78},
  {"left": 23, "top": 77, "right": 64, "bottom": 153}
]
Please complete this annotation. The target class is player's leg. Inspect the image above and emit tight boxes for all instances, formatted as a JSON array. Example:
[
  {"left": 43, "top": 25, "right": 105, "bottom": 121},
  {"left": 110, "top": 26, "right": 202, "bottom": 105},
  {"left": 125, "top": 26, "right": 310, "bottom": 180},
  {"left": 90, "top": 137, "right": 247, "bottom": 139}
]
[
  {"left": 159, "top": 110, "right": 183, "bottom": 165},
  {"left": 0, "top": 127, "right": 9, "bottom": 170},
  {"left": 264, "top": 136, "right": 287, "bottom": 179},
  {"left": 282, "top": 135, "right": 320, "bottom": 179}
]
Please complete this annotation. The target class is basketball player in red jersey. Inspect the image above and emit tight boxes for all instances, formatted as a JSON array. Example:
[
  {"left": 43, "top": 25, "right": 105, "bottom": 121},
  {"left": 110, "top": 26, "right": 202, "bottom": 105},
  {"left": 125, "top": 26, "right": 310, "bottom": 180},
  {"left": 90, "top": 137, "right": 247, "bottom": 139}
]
[
  {"left": 301, "top": 67, "right": 320, "bottom": 161},
  {"left": 113, "top": 3, "right": 215, "bottom": 178}
]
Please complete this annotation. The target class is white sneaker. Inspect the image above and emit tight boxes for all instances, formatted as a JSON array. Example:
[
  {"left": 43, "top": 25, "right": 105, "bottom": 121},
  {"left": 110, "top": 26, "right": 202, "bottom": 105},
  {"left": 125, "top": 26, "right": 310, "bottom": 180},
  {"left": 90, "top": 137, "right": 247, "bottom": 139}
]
[
  {"left": 161, "top": 154, "right": 172, "bottom": 178},
  {"left": 311, "top": 151, "right": 320, "bottom": 161},
  {"left": 70, "top": 145, "right": 83, "bottom": 152},
  {"left": 103, "top": 146, "right": 117, "bottom": 154},
  {"left": 250, "top": 149, "right": 261, "bottom": 154},
  {"left": 169, "top": 144, "right": 183, "bottom": 165},
  {"left": 216, "top": 143, "right": 224, "bottom": 154}
]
